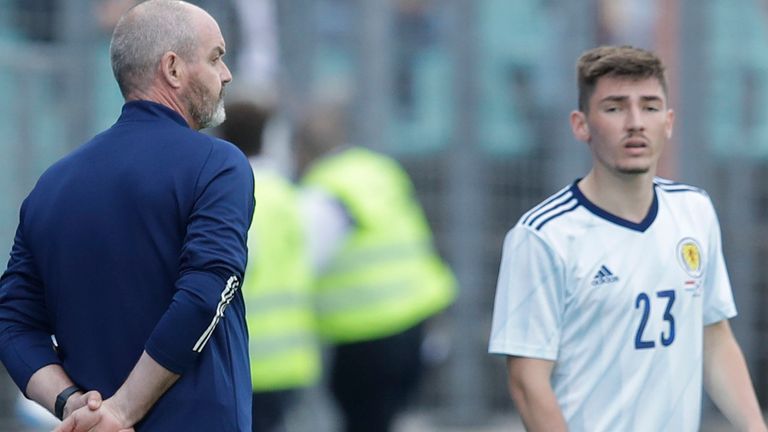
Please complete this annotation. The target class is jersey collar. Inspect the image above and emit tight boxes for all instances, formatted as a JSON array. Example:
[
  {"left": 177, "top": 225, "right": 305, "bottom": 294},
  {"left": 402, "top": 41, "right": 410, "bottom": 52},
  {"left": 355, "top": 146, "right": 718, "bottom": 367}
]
[
  {"left": 570, "top": 180, "right": 658, "bottom": 232},
  {"left": 118, "top": 100, "right": 190, "bottom": 128}
]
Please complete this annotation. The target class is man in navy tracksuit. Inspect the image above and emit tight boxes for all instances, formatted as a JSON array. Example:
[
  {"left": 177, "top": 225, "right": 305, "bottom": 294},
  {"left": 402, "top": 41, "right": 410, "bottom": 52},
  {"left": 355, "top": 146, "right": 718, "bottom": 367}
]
[{"left": 0, "top": 1, "right": 254, "bottom": 430}]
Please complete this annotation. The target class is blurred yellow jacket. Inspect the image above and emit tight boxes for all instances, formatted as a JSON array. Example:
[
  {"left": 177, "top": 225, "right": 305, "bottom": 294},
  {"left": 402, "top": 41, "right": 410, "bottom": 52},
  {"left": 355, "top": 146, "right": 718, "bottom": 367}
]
[
  {"left": 244, "top": 170, "right": 321, "bottom": 391},
  {"left": 302, "top": 147, "right": 456, "bottom": 343}
]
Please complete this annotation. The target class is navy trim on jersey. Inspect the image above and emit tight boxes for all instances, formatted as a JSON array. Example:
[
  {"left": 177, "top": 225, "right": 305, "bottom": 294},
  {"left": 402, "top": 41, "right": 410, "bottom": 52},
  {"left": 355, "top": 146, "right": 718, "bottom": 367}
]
[
  {"left": 570, "top": 181, "right": 658, "bottom": 232},
  {"left": 522, "top": 189, "right": 580, "bottom": 231},
  {"left": 528, "top": 195, "right": 577, "bottom": 228},
  {"left": 653, "top": 178, "right": 705, "bottom": 195},
  {"left": 522, "top": 186, "right": 572, "bottom": 226},
  {"left": 535, "top": 199, "right": 580, "bottom": 230}
]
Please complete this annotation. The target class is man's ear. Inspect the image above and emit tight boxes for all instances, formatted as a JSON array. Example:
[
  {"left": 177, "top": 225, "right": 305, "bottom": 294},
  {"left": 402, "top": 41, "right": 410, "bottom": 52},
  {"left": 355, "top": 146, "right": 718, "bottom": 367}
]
[
  {"left": 570, "top": 110, "right": 590, "bottom": 142},
  {"left": 665, "top": 109, "right": 675, "bottom": 139},
  {"left": 160, "top": 51, "right": 184, "bottom": 89}
]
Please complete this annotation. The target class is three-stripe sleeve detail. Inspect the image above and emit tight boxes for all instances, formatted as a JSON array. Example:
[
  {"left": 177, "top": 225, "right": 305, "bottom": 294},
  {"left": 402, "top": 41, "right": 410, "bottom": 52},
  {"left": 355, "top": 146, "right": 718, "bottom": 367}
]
[
  {"left": 522, "top": 189, "right": 579, "bottom": 231},
  {"left": 193, "top": 275, "right": 240, "bottom": 353}
]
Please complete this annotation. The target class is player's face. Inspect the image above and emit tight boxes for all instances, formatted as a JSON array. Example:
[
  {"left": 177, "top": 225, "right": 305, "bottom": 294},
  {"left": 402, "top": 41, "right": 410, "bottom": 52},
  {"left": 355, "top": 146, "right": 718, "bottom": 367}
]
[
  {"left": 570, "top": 76, "right": 674, "bottom": 176},
  {"left": 181, "top": 12, "right": 232, "bottom": 130}
]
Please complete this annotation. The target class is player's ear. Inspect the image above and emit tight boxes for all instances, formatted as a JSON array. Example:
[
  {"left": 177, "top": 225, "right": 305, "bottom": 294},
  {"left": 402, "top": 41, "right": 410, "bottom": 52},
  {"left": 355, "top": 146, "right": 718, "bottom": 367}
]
[
  {"left": 665, "top": 109, "right": 675, "bottom": 139},
  {"left": 570, "top": 110, "right": 590, "bottom": 142},
  {"left": 159, "top": 51, "right": 184, "bottom": 89}
]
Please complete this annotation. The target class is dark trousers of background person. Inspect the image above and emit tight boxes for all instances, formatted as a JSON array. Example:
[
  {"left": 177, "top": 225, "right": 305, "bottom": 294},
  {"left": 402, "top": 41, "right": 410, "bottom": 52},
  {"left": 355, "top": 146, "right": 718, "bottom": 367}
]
[
  {"left": 330, "top": 322, "right": 424, "bottom": 432},
  {"left": 252, "top": 389, "right": 296, "bottom": 432}
]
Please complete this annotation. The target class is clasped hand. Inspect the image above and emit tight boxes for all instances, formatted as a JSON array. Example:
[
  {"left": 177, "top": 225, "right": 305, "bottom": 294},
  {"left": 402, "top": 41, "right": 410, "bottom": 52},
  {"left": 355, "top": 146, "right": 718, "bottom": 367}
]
[{"left": 53, "top": 391, "right": 134, "bottom": 432}]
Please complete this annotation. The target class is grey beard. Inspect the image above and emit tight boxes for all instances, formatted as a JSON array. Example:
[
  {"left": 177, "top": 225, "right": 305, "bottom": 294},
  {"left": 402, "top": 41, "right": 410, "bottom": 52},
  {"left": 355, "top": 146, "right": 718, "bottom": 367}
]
[
  {"left": 199, "top": 98, "right": 226, "bottom": 129},
  {"left": 184, "top": 78, "right": 226, "bottom": 130}
]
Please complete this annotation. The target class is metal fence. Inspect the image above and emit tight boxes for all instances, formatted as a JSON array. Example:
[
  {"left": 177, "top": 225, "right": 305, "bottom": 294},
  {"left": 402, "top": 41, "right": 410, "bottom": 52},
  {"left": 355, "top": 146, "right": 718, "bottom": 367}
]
[{"left": 1, "top": 0, "right": 767, "bottom": 429}]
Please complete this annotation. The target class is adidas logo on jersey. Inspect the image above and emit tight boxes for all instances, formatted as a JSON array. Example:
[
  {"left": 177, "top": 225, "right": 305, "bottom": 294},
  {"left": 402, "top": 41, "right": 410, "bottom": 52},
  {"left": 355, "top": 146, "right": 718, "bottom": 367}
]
[{"left": 592, "top": 265, "right": 619, "bottom": 286}]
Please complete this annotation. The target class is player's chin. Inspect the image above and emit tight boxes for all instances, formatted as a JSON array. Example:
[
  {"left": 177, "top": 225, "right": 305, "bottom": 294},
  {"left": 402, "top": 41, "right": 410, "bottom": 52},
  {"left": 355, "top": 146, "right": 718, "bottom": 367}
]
[{"left": 616, "top": 164, "right": 652, "bottom": 175}]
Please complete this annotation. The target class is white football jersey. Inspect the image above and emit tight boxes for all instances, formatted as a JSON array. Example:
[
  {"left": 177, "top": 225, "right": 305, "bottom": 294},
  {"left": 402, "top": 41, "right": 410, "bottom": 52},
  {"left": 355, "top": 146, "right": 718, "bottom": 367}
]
[{"left": 489, "top": 178, "right": 737, "bottom": 432}]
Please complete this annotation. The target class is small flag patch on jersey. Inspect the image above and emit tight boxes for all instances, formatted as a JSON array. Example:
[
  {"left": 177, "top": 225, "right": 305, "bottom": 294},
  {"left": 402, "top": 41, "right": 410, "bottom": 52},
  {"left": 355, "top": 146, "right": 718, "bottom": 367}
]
[{"left": 592, "top": 265, "right": 619, "bottom": 286}]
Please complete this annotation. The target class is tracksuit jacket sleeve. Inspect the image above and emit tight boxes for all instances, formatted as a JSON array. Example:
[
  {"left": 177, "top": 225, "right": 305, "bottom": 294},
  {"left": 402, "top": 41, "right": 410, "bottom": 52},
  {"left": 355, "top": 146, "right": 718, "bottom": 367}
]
[
  {"left": 0, "top": 202, "right": 60, "bottom": 393},
  {"left": 145, "top": 143, "right": 255, "bottom": 374}
]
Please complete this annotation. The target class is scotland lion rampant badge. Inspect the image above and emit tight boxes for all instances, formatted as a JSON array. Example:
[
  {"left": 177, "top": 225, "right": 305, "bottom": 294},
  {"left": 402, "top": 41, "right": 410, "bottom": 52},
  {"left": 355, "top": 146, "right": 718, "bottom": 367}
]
[{"left": 677, "top": 237, "right": 703, "bottom": 278}]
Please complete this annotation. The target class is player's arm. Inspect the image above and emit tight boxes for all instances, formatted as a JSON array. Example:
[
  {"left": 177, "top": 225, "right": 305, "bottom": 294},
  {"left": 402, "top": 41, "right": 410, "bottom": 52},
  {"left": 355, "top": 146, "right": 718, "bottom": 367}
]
[
  {"left": 506, "top": 356, "right": 567, "bottom": 432},
  {"left": 491, "top": 226, "right": 567, "bottom": 431},
  {"left": 703, "top": 320, "right": 767, "bottom": 432}
]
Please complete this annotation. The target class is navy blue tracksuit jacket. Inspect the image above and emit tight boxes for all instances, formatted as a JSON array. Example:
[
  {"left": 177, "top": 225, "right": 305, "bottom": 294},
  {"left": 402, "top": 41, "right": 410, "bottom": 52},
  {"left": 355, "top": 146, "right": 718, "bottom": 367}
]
[{"left": 0, "top": 100, "right": 255, "bottom": 430}]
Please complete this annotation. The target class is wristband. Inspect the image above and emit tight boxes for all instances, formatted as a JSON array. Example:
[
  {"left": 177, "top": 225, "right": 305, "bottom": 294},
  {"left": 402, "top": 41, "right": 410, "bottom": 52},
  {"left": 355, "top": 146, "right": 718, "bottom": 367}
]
[{"left": 54, "top": 385, "right": 81, "bottom": 420}]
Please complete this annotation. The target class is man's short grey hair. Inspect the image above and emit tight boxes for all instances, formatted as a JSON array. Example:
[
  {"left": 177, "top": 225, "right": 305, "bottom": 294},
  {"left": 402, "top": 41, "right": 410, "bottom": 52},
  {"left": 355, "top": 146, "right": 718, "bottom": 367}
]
[{"left": 110, "top": 0, "right": 199, "bottom": 97}]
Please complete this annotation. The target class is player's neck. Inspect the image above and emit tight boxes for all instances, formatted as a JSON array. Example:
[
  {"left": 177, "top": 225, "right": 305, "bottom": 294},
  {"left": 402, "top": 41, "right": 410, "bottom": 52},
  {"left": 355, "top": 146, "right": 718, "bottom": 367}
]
[{"left": 578, "top": 170, "right": 655, "bottom": 224}]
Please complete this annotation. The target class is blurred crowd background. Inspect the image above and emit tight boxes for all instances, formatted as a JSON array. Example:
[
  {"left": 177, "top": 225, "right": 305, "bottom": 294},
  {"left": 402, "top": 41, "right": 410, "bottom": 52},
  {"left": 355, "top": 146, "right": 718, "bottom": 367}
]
[{"left": 1, "top": 0, "right": 767, "bottom": 430}]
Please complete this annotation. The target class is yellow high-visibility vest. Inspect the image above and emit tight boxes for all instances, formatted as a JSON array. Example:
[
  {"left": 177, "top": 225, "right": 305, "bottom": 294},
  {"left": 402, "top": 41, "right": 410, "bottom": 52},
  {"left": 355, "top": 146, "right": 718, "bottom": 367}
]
[
  {"left": 244, "top": 170, "right": 320, "bottom": 391},
  {"left": 302, "top": 147, "right": 456, "bottom": 343}
]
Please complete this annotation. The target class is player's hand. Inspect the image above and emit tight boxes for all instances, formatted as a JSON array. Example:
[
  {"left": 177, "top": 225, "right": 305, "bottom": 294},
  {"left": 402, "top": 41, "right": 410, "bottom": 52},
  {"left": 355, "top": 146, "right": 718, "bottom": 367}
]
[{"left": 53, "top": 399, "right": 134, "bottom": 432}]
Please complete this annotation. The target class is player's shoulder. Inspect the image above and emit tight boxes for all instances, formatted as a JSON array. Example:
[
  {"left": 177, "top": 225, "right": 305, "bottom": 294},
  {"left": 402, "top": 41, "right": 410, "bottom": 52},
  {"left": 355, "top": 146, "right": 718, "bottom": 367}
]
[
  {"left": 653, "top": 177, "right": 714, "bottom": 209},
  {"left": 653, "top": 177, "right": 708, "bottom": 197},
  {"left": 516, "top": 183, "right": 581, "bottom": 233}
]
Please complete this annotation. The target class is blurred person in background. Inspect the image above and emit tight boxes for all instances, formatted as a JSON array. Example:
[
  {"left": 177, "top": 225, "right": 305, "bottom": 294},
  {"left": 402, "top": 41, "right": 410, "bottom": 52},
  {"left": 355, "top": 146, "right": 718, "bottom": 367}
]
[
  {"left": 394, "top": 0, "right": 438, "bottom": 117},
  {"left": 294, "top": 99, "right": 456, "bottom": 432},
  {"left": 229, "top": 0, "right": 279, "bottom": 95},
  {"left": 218, "top": 97, "right": 321, "bottom": 432},
  {"left": 597, "top": 0, "right": 658, "bottom": 47},
  {"left": 0, "top": 1, "right": 254, "bottom": 430},
  {"left": 489, "top": 45, "right": 766, "bottom": 431},
  {"left": 10, "top": 0, "right": 135, "bottom": 134}
]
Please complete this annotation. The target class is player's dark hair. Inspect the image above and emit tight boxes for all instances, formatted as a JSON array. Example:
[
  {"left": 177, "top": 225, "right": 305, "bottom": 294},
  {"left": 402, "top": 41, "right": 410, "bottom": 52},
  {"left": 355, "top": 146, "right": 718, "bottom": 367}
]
[{"left": 576, "top": 45, "right": 668, "bottom": 112}]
